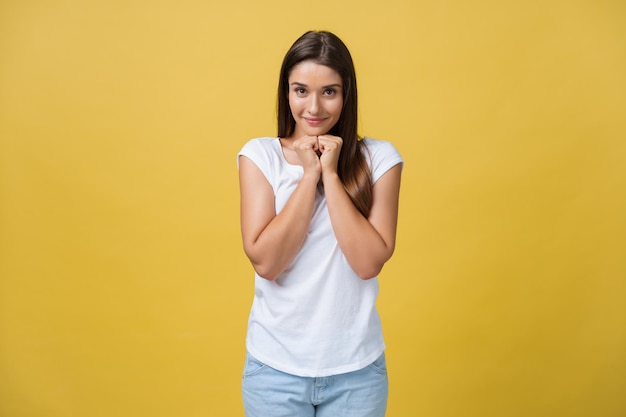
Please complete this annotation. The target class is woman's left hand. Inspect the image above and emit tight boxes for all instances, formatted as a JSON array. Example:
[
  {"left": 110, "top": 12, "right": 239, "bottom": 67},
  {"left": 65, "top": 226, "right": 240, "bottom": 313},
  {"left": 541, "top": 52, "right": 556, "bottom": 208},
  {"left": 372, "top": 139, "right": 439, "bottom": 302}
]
[{"left": 317, "top": 134, "right": 343, "bottom": 175}]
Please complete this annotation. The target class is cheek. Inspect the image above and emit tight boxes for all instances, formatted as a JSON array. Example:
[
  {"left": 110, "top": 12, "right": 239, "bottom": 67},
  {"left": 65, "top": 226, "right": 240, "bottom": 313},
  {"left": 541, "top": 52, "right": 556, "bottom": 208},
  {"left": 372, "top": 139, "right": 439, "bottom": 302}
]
[
  {"left": 330, "top": 100, "right": 343, "bottom": 118},
  {"left": 288, "top": 96, "right": 304, "bottom": 114}
]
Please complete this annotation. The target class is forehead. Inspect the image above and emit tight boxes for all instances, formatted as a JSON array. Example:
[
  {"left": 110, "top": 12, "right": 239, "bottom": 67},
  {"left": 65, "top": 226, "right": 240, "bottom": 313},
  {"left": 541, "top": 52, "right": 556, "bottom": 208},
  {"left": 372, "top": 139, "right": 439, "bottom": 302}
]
[{"left": 288, "top": 60, "right": 342, "bottom": 84}]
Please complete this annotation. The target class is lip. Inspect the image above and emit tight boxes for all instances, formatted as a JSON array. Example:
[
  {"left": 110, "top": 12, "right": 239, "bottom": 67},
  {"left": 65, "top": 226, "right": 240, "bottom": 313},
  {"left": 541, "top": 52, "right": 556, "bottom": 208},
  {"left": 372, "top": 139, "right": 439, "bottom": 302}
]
[{"left": 304, "top": 117, "right": 326, "bottom": 125}]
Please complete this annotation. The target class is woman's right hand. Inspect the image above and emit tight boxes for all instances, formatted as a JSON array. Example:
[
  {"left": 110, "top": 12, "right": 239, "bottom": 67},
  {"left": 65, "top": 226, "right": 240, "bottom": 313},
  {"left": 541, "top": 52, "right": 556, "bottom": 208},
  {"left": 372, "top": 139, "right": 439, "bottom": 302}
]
[
  {"left": 293, "top": 135, "right": 322, "bottom": 178},
  {"left": 239, "top": 136, "right": 322, "bottom": 280}
]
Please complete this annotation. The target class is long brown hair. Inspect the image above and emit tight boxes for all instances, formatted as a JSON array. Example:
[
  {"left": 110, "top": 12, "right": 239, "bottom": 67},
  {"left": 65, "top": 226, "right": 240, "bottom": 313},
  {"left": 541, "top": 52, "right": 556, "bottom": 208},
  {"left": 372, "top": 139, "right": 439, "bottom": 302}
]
[{"left": 277, "top": 31, "right": 372, "bottom": 217}]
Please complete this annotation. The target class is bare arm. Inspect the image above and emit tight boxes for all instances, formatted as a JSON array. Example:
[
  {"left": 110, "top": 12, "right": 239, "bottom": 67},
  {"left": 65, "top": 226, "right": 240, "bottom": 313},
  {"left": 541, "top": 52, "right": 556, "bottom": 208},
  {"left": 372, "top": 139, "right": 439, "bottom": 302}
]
[
  {"left": 238, "top": 146, "right": 320, "bottom": 280},
  {"left": 322, "top": 164, "right": 402, "bottom": 279}
]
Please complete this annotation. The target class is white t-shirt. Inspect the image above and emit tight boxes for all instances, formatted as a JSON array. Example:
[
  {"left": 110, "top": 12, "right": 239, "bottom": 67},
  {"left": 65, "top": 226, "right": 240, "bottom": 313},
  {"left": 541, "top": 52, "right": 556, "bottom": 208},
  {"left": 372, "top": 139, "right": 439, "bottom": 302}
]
[{"left": 237, "top": 137, "right": 403, "bottom": 377}]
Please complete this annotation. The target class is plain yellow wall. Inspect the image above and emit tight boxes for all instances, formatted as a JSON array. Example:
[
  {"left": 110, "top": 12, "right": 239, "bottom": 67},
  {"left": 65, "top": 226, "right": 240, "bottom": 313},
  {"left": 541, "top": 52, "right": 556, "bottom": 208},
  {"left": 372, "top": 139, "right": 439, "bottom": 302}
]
[{"left": 1, "top": 0, "right": 625, "bottom": 416}]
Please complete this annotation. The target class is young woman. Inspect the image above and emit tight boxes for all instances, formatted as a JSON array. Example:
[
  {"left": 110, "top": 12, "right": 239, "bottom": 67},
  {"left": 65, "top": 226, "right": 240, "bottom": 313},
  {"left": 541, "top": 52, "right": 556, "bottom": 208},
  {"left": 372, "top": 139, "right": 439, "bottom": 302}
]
[{"left": 238, "top": 30, "right": 403, "bottom": 417}]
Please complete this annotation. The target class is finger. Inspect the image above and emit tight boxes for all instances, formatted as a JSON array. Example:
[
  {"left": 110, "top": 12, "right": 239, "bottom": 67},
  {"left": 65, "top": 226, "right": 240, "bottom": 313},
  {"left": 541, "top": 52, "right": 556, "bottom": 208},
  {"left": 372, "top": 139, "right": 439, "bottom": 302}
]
[
  {"left": 318, "top": 135, "right": 342, "bottom": 147},
  {"left": 318, "top": 139, "right": 339, "bottom": 154},
  {"left": 294, "top": 135, "right": 319, "bottom": 151}
]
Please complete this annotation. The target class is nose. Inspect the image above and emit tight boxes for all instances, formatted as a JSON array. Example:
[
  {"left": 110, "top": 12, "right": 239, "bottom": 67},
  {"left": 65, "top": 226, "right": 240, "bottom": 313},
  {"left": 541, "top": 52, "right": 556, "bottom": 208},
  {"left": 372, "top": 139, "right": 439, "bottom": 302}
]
[{"left": 308, "top": 94, "right": 321, "bottom": 115}]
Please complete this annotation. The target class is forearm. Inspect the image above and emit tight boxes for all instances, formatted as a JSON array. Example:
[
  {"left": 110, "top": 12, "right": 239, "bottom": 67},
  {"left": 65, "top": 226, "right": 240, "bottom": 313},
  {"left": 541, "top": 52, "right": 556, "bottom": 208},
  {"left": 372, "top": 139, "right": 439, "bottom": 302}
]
[
  {"left": 322, "top": 173, "right": 395, "bottom": 279},
  {"left": 244, "top": 174, "right": 319, "bottom": 280}
]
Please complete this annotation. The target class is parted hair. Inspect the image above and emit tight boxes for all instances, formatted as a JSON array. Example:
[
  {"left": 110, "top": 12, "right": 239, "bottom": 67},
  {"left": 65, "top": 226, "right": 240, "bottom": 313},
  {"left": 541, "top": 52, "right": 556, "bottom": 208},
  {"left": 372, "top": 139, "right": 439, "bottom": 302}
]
[{"left": 277, "top": 30, "right": 372, "bottom": 217}]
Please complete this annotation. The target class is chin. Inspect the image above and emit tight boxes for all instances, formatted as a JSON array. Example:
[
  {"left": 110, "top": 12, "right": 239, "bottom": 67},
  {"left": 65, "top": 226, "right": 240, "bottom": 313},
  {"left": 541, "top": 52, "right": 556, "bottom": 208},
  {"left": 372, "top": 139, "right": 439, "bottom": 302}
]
[{"left": 305, "top": 126, "right": 331, "bottom": 136}]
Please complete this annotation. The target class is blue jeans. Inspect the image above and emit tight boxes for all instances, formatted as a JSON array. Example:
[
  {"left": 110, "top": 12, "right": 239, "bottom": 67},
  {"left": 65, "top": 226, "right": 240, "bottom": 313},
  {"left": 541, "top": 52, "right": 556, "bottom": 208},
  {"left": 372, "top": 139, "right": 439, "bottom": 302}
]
[{"left": 242, "top": 352, "right": 388, "bottom": 417}]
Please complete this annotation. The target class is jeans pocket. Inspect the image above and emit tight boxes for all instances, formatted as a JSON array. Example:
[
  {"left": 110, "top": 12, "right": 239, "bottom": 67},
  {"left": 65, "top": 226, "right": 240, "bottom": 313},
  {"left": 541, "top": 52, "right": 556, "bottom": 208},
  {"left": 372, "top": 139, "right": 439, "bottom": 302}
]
[
  {"left": 366, "top": 353, "right": 388, "bottom": 375},
  {"left": 243, "top": 352, "right": 268, "bottom": 378}
]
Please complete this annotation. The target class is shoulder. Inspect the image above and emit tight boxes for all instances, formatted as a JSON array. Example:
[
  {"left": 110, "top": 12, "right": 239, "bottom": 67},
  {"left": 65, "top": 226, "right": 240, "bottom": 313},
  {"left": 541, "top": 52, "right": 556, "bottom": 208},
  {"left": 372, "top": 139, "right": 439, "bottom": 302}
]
[
  {"left": 239, "top": 137, "right": 279, "bottom": 155},
  {"left": 362, "top": 137, "right": 401, "bottom": 158},
  {"left": 238, "top": 137, "right": 280, "bottom": 164}
]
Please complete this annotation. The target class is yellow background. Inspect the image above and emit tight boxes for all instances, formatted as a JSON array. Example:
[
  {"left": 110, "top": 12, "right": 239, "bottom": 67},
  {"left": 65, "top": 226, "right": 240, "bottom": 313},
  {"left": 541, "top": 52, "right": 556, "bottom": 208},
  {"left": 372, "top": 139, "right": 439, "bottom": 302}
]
[{"left": 1, "top": 0, "right": 625, "bottom": 416}]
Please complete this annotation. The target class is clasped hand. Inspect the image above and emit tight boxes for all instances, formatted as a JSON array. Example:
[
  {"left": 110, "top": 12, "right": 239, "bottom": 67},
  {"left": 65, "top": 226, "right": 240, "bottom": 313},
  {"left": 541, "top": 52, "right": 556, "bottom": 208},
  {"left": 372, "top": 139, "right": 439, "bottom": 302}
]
[{"left": 292, "top": 135, "right": 342, "bottom": 177}]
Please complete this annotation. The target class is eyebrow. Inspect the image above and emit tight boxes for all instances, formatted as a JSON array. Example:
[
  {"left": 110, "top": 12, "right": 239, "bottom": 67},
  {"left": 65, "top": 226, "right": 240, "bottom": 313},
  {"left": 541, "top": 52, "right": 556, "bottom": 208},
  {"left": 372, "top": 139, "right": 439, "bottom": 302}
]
[{"left": 290, "top": 82, "right": 342, "bottom": 89}]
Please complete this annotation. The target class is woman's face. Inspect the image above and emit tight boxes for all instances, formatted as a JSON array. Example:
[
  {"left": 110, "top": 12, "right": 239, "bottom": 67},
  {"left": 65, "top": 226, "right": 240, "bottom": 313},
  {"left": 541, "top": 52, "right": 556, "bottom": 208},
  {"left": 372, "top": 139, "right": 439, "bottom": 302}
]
[{"left": 287, "top": 60, "right": 343, "bottom": 138}]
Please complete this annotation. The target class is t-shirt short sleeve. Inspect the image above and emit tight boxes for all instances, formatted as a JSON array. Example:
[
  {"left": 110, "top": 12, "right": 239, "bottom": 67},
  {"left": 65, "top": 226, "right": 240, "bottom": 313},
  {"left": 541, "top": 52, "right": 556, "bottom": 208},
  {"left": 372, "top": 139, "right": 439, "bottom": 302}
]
[
  {"left": 237, "top": 137, "right": 277, "bottom": 185},
  {"left": 364, "top": 138, "right": 404, "bottom": 184}
]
